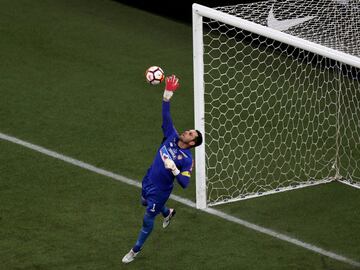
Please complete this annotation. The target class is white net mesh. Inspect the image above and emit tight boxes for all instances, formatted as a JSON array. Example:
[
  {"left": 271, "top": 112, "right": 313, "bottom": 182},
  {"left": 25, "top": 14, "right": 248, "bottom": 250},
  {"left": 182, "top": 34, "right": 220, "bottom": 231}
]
[
  {"left": 200, "top": 0, "right": 360, "bottom": 206},
  {"left": 216, "top": 0, "right": 360, "bottom": 57}
]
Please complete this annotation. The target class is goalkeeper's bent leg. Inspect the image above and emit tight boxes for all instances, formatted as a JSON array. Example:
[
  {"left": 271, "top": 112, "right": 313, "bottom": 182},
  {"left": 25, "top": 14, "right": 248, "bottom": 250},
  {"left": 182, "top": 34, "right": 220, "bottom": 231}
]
[{"left": 132, "top": 213, "right": 155, "bottom": 252}]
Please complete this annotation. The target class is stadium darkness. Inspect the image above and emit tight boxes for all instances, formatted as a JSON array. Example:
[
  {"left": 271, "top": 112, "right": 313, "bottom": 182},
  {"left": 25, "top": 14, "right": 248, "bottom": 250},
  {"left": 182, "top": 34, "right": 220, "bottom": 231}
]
[{"left": 114, "top": 0, "right": 259, "bottom": 23}]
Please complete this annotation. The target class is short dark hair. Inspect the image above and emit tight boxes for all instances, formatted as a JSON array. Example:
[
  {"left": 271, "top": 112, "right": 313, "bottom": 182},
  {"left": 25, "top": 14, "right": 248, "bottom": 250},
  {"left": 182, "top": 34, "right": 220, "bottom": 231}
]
[{"left": 193, "top": 130, "right": 203, "bottom": 147}]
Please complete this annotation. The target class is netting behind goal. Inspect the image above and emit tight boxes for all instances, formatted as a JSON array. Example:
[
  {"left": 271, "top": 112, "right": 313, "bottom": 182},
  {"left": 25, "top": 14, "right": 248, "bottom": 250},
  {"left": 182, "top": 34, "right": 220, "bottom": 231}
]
[
  {"left": 193, "top": 0, "right": 360, "bottom": 207},
  {"left": 216, "top": 0, "right": 360, "bottom": 57}
]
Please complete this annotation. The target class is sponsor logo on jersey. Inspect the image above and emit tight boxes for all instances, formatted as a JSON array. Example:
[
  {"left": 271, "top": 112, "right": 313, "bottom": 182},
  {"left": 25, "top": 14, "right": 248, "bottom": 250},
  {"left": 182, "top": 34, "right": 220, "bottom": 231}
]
[
  {"left": 177, "top": 155, "right": 183, "bottom": 160},
  {"left": 168, "top": 148, "right": 177, "bottom": 159},
  {"left": 160, "top": 145, "right": 172, "bottom": 162}
]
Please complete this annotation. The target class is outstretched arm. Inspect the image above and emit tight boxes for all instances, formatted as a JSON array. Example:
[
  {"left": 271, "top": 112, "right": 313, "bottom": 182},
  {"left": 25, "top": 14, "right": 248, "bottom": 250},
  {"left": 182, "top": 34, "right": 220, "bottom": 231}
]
[{"left": 162, "top": 75, "right": 180, "bottom": 138}]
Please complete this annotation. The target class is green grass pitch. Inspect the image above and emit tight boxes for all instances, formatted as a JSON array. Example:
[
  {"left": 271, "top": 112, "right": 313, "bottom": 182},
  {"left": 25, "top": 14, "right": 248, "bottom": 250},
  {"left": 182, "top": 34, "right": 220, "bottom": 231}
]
[{"left": 0, "top": 0, "right": 359, "bottom": 269}]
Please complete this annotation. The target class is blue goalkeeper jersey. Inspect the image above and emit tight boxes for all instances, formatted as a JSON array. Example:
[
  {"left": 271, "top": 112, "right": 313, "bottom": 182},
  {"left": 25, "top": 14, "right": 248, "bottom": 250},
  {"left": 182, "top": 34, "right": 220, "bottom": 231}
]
[{"left": 143, "top": 101, "right": 193, "bottom": 193}]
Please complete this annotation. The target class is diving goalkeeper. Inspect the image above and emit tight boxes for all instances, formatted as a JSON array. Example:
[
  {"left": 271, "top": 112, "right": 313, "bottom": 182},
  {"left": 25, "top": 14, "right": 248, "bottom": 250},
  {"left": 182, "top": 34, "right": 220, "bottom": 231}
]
[{"left": 122, "top": 75, "right": 203, "bottom": 264}]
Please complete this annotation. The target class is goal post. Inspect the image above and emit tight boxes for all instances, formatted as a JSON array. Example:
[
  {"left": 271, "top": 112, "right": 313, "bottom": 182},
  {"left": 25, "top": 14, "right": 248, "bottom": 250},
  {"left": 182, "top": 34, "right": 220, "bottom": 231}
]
[
  {"left": 193, "top": 7, "right": 207, "bottom": 209},
  {"left": 193, "top": 2, "right": 360, "bottom": 208}
]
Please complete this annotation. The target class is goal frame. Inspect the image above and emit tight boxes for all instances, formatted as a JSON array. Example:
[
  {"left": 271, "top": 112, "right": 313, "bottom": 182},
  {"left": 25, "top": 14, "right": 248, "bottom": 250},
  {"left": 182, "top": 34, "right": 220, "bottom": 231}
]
[{"left": 192, "top": 3, "right": 360, "bottom": 209}]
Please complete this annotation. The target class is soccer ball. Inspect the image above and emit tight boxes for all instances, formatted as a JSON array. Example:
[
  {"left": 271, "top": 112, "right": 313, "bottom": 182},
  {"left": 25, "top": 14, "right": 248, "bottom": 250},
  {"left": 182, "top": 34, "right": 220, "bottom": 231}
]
[{"left": 145, "top": 66, "right": 164, "bottom": 85}]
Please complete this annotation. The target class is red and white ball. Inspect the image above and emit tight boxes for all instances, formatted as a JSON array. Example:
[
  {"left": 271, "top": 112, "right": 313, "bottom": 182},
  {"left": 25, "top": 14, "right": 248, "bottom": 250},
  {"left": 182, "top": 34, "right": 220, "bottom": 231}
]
[{"left": 145, "top": 66, "right": 164, "bottom": 85}]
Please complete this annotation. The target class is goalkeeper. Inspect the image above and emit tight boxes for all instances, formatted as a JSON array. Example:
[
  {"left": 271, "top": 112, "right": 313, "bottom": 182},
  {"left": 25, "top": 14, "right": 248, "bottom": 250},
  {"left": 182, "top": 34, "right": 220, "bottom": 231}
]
[{"left": 122, "top": 75, "right": 203, "bottom": 264}]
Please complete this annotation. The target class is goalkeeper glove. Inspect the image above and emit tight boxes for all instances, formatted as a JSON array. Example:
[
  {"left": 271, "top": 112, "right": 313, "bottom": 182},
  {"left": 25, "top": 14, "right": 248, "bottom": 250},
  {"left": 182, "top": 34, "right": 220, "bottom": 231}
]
[
  {"left": 163, "top": 75, "right": 180, "bottom": 101},
  {"left": 164, "top": 158, "right": 180, "bottom": 176}
]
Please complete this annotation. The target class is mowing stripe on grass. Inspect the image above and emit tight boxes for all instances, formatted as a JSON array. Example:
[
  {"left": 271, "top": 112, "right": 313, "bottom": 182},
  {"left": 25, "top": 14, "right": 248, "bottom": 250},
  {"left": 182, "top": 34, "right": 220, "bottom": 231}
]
[{"left": 1, "top": 131, "right": 359, "bottom": 268}]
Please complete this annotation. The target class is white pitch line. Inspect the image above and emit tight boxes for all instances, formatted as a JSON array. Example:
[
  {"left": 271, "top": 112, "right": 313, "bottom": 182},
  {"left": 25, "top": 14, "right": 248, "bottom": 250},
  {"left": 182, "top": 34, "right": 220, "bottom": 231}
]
[{"left": 1, "top": 131, "right": 359, "bottom": 268}]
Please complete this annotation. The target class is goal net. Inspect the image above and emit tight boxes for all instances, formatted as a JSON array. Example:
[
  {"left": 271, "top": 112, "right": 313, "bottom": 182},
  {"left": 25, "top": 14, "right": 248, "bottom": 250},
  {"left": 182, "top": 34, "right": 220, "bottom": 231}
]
[{"left": 192, "top": 0, "right": 360, "bottom": 208}]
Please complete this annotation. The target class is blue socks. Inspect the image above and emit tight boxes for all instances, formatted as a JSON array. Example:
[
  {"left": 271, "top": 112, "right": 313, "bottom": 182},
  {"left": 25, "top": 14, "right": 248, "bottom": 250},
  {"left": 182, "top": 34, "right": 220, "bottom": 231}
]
[
  {"left": 161, "top": 205, "right": 170, "bottom": 218},
  {"left": 132, "top": 205, "right": 170, "bottom": 253},
  {"left": 133, "top": 213, "right": 155, "bottom": 253}
]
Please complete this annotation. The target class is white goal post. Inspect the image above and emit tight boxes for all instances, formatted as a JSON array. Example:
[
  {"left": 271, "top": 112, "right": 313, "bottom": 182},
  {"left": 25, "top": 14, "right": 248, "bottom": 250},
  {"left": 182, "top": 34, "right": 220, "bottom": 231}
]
[{"left": 193, "top": 1, "right": 360, "bottom": 209}]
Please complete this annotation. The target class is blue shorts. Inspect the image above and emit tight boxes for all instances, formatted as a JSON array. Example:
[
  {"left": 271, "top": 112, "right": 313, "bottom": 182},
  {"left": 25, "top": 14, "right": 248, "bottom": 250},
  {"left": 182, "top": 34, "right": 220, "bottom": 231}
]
[{"left": 141, "top": 177, "right": 171, "bottom": 216}]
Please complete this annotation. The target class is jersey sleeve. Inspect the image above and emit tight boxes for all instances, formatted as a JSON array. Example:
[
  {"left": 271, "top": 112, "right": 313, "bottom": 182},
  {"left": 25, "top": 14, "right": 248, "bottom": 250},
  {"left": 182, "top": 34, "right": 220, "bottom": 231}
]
[
  {"left": 175, "top": 158, "right": 193, "bottom": 189},
  {"left": 162, "top": 100, "right": 177, "bottom": 138}
]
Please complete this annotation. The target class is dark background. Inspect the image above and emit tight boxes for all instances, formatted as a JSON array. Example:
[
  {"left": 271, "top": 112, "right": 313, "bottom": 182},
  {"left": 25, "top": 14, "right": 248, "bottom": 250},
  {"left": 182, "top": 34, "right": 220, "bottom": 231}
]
[{"left": 115, "top": 0, "right": 260, "bottom": 24}]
